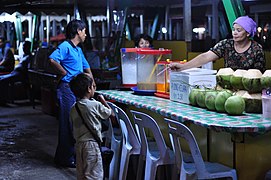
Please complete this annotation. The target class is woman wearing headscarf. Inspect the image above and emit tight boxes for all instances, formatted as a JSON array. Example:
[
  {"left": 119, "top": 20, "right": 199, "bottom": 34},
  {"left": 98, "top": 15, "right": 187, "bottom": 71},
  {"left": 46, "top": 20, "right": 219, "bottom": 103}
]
[{"left": 170, "top": 16, "right": 266, "bottom": 73}]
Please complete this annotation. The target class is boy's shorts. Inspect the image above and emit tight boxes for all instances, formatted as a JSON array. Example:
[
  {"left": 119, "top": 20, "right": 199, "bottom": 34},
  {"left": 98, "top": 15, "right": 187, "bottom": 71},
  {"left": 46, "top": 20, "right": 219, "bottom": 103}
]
[{"left": 76, "top": 140, "right": 103, "bottom": 180}]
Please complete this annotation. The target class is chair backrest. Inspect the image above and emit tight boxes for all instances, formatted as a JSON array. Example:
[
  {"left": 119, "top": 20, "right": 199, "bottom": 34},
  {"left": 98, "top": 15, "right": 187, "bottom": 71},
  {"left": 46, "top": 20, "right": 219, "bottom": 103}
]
[
  {"left": 107, "top": 102, "right": 141, "bottom": 152},
  {"left": 165, "top": 118, "right": 208, "bottom": 176},
  {"left": 106, "top": 102, "right": 123, "bottom": 179},
  {"left": 130, "top": 110, "right": 168, "bottom": 158},
  {"left": 107, "top": 102, "right": 122, "bottom": 139}
]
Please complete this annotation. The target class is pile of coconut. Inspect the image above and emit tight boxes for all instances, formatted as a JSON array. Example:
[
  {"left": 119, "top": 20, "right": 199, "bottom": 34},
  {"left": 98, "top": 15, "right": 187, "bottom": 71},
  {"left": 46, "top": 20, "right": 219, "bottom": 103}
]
[
  {"left": 189, "top": 88, "right": 245, "bottom": 115},
  {"left": 214, "top": 68, "right": 271, "bottom": 114},
  {"left": 188, "top": 68, "right": 271, "bottom": 115}
]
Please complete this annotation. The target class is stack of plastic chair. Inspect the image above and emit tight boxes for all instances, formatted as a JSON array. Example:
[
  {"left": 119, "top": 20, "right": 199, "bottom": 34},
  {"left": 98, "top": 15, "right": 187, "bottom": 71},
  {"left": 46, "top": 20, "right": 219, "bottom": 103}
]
[
  {"left": 106, "top": 102, "right": 123, "bottom": 180},
  {"left": 130, "top": 110, "right": 175, "bottom": 180},
  {"left": 164, "top": 118, "right": 238, "bottom": 180},
  {"left": 108, "top": 102, "right": 141, "bottom": 180}
]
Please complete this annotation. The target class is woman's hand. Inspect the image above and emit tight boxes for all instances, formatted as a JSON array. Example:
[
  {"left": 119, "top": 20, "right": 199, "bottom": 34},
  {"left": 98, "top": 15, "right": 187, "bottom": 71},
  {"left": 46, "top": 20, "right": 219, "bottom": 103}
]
[{"left": 169, "top": 62, "right": 184, "bottom": 71}]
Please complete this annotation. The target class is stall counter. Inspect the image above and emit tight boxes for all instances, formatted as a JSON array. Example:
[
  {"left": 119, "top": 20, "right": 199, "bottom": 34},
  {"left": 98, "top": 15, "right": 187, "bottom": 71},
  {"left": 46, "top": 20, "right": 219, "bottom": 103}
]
[{"left": 98, "top": 90, "right": 269, "bottom": 133}]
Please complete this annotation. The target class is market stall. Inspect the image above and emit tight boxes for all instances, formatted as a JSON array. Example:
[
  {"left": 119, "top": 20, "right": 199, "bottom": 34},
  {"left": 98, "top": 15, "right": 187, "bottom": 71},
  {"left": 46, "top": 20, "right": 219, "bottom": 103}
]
[{"left": 98, "top": 89, "right": 271, "bottom": 180}]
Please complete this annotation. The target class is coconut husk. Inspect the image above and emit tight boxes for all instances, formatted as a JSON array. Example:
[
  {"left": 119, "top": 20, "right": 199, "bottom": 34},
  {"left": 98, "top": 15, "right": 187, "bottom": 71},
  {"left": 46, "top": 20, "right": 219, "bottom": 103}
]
[
  {"left": 242, "top": 69, "right": 262, "bottom": 93},
  {"left": 235, "top": 90, "right": 248, "bottom": 97},
  {"left": 216, "top": 68, "right": 234, "bottom": 89},
  {"left": 242, "top": 92, "right": 262, "bottom": 113},
  {"left": 262, "top": 70, "right": 271, "bottom": 77},
  {"left": 243, "top": 69, "right": 262, "bottom": 79},
  {"left": 230, "top": 69, "right": 247, "bottom": 90},
  {"left": 216, "top": 68, "right": 234, "bottom": 75},
  {"left": 261, "top": 70, "right": 271, "bottom": 88}
]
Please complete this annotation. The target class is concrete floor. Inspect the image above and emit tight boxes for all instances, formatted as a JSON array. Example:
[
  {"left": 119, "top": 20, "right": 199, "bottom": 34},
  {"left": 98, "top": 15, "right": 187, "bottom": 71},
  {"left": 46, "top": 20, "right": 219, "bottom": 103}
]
[{"left": 0, "top": 101, "right": 76, "bottom": 180}]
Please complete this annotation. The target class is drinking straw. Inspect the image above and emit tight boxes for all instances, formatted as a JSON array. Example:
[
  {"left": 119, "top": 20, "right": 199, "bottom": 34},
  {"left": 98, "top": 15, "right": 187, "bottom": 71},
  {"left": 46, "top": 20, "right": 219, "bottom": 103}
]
[
  {"left": 156, "top": 66, "right": 170, "bottom": 76},
  {"left": 147, "top": 54, "right": 163, "bottom": 82}
]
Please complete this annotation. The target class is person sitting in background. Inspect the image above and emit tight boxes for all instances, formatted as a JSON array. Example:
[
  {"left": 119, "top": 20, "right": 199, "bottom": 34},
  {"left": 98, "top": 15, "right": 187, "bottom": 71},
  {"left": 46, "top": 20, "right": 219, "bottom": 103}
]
[
  {"left": 134, "top": 34, "right": 153, "bottom": 48},
  {"left": 0, "top": 41, "right": 32, "bottom": 81},
  {"left": 169, "top": 16, "right": 266, "bottom": 73},
  {"left": 0, "top": 36, "right": 15, "bottom": 73},
  {"left": 0, "top": 41, "right": 32, "bottom": 104},
  {"left": 69, "top": 73, "right": 114, "bottom": 180}
]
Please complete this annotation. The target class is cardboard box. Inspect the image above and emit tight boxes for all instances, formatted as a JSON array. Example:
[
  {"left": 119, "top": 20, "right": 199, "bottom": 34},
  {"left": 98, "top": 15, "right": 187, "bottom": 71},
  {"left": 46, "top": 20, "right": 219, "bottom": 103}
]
[{"left": 170, "top": 68, "right": 217, "bottom": 104}]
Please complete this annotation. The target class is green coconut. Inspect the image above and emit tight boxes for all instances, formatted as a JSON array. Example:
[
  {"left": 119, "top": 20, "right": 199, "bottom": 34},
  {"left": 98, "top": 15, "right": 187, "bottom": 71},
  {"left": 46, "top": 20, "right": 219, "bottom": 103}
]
[
  {"left": 205, "top": 90, "right": 218, "bottom": 111},
  {"left": 261, "top": 70, "right": 271, "bottom": 89},
  {"left": 242, "top": 92, "right": 262, "bottom": 113},
  {"left": 242, "top": 69, "right": 262, "bottom": 93},
  {"left": 196, "top": 89, "right": 209, "bottom": 108},
  {"left": 216, "top": 68, "right": 234, "bottom": 89},
  {"left": 215, "top": 90, "right": 233, "bottom": 113},
  {"left": 189, "top": 88, "right": 201, "bottom": 106},
  {"left": 225, "top": 95, "right": 245, "bottom": 115},
  {"left": 230, "top": 69, "right": 247, "bottom": 90}
]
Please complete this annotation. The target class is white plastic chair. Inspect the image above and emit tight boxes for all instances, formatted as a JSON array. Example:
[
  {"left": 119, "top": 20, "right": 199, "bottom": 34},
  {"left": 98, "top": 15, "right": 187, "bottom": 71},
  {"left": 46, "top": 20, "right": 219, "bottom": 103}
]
[
  {"left": 130, "top": 110, "right": 175, "bottom": 180},
  {"left": 108, "top": 102, "right": 141, "bottom": 180},
  {"left": 164, "top": 118, "right": 238, "bottom": 180},
  {"left": 106, "top": 102, "right": 123, "bottom": 180}
]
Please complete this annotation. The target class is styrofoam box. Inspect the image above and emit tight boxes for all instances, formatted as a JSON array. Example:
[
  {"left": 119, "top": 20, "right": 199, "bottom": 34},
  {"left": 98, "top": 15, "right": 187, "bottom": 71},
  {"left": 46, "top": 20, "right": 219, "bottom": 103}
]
[
  {"left": 170, "top": 68, "right": 217, "bottom": 104},
  {"left": 262, "top": 88, "right": 271, "bottom": 119}
]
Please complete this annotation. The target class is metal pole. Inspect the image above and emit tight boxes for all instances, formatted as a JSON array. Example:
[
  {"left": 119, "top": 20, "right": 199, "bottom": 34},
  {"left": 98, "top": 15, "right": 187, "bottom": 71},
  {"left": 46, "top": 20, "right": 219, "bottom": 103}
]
[
  {"left": 46, "top": 15, "right": 50, "bottom": 45},
  {"left": 169, "top": 18, "right": 172, "bottom": 40},
  {"left": 107, "top": 0, "right": 114, "bottom": 34},
  {"left": 183, "top": 0, "right": 192, "bottom": 42},
  {"left": 28, "top": 16, "right": 32, "bottom": 40},
  {"left": 208, "top": 16, "right": 212, "bottom": 35},
  {"left": 140, "top": 14, "right": 144, "bottom": 34},
  {"left": 67, "top": 14, "right": 71, "bottom": 24},
  {"left": 52, "top": 20, "right": 56, "bottom": 37},
  {"left": 39, "top": 17, "right": 44, "bottom": 43},
  {"left": 165, "top": 6, "right": 169, "bottom": 40},
  {"left": 31, "top": 15, "right": 37, "bottom": 52},
  {"left": 87, "top": 16, "right": 92, "bottom": 37},
  {"left": 212, "top": 0, "right": 219, "bottom": 41}
]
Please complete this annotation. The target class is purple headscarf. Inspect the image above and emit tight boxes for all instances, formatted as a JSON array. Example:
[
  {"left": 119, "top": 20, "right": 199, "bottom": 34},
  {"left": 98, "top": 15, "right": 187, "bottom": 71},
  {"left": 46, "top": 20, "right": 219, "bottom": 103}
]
[{"left": 233, "top": 16, "right": 257, "bottom": 37}]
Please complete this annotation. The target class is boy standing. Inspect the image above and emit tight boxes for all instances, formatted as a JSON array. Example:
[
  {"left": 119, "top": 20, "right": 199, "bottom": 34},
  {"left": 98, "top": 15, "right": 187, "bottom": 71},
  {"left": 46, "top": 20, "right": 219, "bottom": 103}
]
[{"left": 69, "top": 73, "right": 113, "bottom": 180}]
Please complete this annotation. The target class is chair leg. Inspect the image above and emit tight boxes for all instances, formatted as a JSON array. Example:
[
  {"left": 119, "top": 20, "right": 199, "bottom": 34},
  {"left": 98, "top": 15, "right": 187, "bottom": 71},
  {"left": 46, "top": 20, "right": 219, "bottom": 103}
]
[
  {"left": 144, "top": 158, "right": 157, "bottom": 180},
  {"left": 180, "top": 167, "right": 187, "bottom": 180},
  {"left": 29, "top": 84, "right": 35, "bottom": 109},
  {"left": 136, "top": 154, "right": 145, "bottom": 180},
  {"left": 171, "top": 165, "right": 180, "bottom": 180},
  {"left": 119, "top": 147, "right": 129, "bottom": 180},
  {"left": 7, "top": 82, "right": 15, "bottom": 104},
  {"left": 231, "top": 170, "right": 237, "bottom": 180},
  {"left": 109, "top": 140, "right": 121, "bottom": 180},
  {"left": 129, "top": 155, "right": 140, "bottom": 180}
]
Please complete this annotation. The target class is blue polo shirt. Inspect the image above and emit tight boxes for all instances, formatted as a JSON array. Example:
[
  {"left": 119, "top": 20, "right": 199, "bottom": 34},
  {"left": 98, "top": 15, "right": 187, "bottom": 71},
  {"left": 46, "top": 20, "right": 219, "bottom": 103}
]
[{"left": 49, "top": 40, "right": 90, "bottom": 82}]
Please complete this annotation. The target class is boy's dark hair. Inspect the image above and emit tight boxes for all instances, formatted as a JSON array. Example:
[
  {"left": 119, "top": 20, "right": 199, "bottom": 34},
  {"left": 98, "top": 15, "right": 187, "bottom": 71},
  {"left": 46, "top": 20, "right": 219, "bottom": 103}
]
[
  {"left": 66, "top": 19, "right": 87, "bottom": 39},
  {"left": 70, "top": 73, "right": 93, "bottom": 99},
  {"left": 134, "top": 34, "right": 153, "bottom": 47}
]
